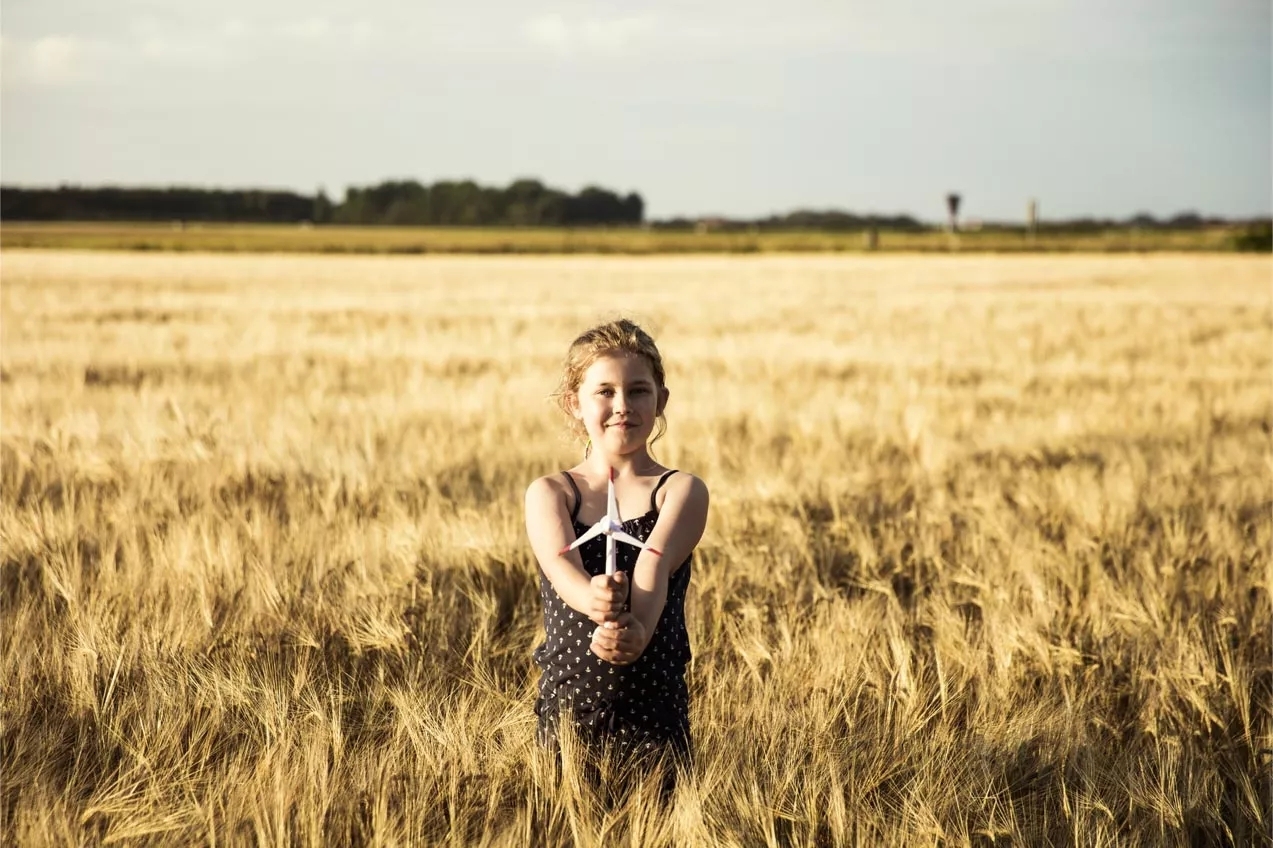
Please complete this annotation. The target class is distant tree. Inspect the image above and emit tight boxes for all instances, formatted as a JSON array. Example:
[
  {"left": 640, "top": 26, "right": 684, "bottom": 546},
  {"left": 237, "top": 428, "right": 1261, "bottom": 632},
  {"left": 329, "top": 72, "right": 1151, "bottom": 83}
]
[
  {"left": 622, "top": 193, "right": 644, "bottom": 225},
  {"left": 1166, "top": 211, "right": 1205, "bottom": 229},
  {"left": 1232, "top": 220, "right": 1273, "bottom": 252},
  {"left": 563, "top": 186, "right": 642, "bottom": 225},
  {"left": 313, "top": 188, "right": 333, "bottom": 224}
]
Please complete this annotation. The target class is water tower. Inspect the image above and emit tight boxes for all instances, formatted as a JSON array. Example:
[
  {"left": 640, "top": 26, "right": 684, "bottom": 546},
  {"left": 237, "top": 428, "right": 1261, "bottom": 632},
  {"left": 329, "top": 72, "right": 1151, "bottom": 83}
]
[{"left": 946, "top": 193, "right": 961, "bottom": 232}]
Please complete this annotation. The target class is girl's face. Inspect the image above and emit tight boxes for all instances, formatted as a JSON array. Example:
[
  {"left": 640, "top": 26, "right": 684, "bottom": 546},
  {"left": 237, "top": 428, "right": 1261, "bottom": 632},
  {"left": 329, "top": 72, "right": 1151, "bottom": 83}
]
[{"left": 572, "top": 353, "right": 667, "bottom": 456}]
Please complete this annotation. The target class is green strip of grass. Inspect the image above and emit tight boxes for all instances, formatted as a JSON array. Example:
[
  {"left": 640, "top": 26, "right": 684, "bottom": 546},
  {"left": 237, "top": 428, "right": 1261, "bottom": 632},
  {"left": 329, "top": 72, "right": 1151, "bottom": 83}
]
[{"left": 0, "top": 221, "right": 1249, "bottom": 254}]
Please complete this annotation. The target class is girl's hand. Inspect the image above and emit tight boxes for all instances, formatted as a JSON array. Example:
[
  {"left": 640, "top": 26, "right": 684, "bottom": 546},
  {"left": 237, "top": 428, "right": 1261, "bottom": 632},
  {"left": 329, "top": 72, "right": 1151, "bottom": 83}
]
[
  {"left": 587, "top": 572, "right": 629, "bottom": 625},
  {"left": 590, "top": 613, "right": 647, "bottom": 665}
]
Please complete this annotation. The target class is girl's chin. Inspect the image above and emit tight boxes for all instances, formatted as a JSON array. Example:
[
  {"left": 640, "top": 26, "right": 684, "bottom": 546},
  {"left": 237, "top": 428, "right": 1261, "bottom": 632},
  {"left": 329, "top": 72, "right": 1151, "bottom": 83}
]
[{"left": 595, "top": 429, "right": 648, "bottom": 449}]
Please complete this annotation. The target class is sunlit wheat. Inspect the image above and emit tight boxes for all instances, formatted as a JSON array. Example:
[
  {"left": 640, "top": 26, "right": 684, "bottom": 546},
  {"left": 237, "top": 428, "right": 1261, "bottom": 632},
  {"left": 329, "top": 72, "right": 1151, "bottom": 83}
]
[{"left": 1, "top": 251, "right": 1269, "bottom": 846}]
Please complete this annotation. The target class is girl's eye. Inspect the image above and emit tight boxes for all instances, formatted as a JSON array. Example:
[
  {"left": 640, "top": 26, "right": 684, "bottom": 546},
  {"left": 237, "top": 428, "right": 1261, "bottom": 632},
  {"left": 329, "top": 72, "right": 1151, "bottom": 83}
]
[{"left": 595, "top": 387, "right": 649, "bottom": 397}]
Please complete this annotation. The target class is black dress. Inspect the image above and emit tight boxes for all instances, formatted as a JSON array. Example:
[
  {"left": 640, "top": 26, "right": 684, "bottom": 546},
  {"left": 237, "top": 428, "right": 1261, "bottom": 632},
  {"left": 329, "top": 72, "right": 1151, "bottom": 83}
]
[{"left": 533, "top": 470, "right": 693, "bottom": 762}]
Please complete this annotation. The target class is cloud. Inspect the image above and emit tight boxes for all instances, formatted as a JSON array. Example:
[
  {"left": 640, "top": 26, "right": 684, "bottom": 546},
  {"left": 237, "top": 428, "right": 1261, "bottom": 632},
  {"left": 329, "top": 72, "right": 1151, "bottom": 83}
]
[
  {"left": 24, "top": 35, "right": 91, "bottom": 84},
  {"left": 523, "top": 12, "right": 658, "bottom": 56},
  {"left": 281, "top": 17, "right": 333, "bottom": 42},
  {"left": 1, "top": 34, "right": 124, "bottom": 88},
  {"left": 221, "top": 19, "right": 250, "bottom": 40}
]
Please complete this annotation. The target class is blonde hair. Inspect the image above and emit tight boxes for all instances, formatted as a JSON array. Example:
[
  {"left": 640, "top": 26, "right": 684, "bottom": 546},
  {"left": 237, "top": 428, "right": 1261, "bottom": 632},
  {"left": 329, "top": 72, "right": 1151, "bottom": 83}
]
[{"left": 551, "top": 318, "right": 668, "bottom": 452}]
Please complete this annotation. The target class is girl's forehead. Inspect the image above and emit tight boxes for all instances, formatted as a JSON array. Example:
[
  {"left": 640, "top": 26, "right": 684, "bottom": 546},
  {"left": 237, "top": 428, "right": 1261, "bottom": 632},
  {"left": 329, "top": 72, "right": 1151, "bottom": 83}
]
[{"left": 579, "top": 352, "right": 655, "bottom": 383}]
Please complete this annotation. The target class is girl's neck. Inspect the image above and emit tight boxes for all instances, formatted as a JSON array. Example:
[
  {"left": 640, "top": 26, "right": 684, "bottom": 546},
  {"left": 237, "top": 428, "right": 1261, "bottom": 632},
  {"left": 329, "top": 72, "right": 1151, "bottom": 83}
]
[{"left": 583, "top": 447, "right": 661, "bottom": 479}]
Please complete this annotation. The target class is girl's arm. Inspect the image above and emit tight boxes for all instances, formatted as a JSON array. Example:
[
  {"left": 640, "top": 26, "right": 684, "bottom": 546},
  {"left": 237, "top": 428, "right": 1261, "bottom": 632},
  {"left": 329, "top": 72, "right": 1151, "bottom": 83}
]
[
  {"left": 525, "top": 476, "right": 627, "bottom": 623},
  {"left": 626, "top": 473, "right": 709, "bottom": 650}
]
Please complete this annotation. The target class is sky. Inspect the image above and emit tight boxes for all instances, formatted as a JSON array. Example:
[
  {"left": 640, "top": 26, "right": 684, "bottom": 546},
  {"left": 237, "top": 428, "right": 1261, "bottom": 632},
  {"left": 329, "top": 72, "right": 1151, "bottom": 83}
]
[{"left": 2, "top": 0, "right": 1270, "bottom": 221}]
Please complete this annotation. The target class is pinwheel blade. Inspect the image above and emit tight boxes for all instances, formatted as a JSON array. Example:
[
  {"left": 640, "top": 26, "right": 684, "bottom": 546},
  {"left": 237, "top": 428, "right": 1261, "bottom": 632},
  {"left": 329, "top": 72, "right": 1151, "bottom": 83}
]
[
  {"left": 607, "top": 467, "right": 618, "bottom": 523},
  {"left": 611, "top": 531, "right": 661, "bottom": 557},
  {"left": 559, "top": 520, "right": 607, "bottom": 554}
]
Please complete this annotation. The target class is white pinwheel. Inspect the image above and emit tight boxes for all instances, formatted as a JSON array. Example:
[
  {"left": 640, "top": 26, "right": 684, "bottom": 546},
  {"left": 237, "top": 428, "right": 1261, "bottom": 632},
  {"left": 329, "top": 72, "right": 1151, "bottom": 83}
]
[{"left": 559, "top": 467, "right": 661, "bottom": 575}]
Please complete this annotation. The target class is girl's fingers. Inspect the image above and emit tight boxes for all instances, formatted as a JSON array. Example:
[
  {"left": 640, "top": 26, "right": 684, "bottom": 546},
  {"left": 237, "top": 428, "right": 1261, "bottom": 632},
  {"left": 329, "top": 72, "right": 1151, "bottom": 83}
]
[
  {"left": 589, "top": 641, "right": 624, "bottom": 661},
  {"left": 590, "top": 645, "right": 637, "bottom": 665},
  {"left": 590, "top": 613, "right": 621, "bottom": 634},
  {"left": 590, "top": 637, "right": 640, "bottom": 665},
  {"left": 593, "top": 634, "right": 626, "bottom": 652},
  {"left": 590, "top": 602, "right": 623, "bottom": 622},
  {"left": 595, "top": 626, "right": 636, "bottom": 651}
]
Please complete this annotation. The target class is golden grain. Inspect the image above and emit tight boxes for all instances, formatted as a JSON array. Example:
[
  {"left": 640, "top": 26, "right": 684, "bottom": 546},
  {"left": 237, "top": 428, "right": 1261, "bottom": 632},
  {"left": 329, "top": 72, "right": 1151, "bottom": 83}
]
[{"left": 1, "top": 251, "right": 1269, "bottom": 846}]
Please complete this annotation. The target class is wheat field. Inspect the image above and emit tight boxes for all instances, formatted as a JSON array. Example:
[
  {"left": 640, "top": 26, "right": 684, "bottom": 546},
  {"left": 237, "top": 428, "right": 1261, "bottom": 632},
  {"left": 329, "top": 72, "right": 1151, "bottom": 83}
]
[{"left": 1, "top": 251, "right": 1270, "bottom": 847}]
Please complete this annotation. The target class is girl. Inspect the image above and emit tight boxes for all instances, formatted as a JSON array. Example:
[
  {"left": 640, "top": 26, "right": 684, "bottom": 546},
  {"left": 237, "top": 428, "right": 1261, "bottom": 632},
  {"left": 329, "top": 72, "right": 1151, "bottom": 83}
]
[{"left": 525, "top": 318, "right": 709, "bottom": 786}]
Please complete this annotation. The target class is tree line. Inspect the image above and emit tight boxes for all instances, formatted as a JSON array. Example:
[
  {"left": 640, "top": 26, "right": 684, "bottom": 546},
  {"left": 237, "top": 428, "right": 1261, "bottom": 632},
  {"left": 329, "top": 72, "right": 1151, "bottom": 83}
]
[
  {"left": 652, "top": 210, "right": 925, "bottom": 232},
  {"left": 0, "top": 186, "right": 317, "bottom": 224},
  {"left": 0, "top": 179, "right": 644, "bottom": 227},
  {"left": 1, "top": 181, "right": 1267, "bottom": 242}
]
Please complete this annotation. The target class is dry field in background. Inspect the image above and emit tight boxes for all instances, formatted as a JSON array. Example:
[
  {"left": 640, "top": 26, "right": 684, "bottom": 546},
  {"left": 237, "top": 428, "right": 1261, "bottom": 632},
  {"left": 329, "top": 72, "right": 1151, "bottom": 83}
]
[{"left": 1, "top": 251, "right": 1270, "bottom": 847}]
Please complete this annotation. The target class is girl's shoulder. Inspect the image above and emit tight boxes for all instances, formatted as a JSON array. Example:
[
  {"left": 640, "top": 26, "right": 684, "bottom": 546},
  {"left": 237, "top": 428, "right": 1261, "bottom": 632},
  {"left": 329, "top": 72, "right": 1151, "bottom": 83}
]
[
  {"left": 524, "top": 472, "right": 575, "bottom": 514},
  {"left": 658, "top": 468, "right": 707, "bottom": 488},
  {"left": 653, "top": 469, "right": 709, "bottom": 513}
]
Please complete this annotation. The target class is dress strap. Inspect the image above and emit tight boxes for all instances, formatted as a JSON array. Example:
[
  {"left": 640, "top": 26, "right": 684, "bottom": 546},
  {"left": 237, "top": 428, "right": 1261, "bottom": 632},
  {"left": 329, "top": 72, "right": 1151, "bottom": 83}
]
[
  {"left": 649, "top": 470, "right": 678, "bottom": 513},
  {"left": 562, "top": 472, "right": 583, "bottom": 522}
]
